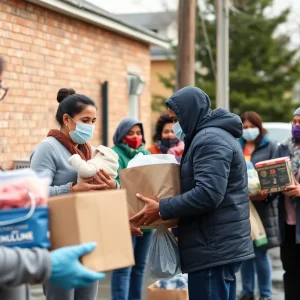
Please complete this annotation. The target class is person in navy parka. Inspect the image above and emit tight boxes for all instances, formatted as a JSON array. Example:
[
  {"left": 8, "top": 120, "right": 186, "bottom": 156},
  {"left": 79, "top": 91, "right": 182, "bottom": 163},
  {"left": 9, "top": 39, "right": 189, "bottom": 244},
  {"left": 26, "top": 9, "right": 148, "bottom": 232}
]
[{"left": 130, "top": 86, "right": 254, "bottom": 300}]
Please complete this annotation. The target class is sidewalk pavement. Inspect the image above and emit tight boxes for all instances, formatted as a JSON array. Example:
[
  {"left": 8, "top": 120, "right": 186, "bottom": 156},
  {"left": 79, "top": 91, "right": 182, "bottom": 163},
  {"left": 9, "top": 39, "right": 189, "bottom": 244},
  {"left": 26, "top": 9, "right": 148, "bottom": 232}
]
[{"left": 30, "top": 248, "right": 284, "bottom": 300}]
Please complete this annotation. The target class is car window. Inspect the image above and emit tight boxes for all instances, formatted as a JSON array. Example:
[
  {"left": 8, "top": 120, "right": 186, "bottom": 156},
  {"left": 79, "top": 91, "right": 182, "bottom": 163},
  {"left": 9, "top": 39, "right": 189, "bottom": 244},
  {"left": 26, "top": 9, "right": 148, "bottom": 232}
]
[{"left": 266, "top": 128, "right": 291, "bottom": 144}]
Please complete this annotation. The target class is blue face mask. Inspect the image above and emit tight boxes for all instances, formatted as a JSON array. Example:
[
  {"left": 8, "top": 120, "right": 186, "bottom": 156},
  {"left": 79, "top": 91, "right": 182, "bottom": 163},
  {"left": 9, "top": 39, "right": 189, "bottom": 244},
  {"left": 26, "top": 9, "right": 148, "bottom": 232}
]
[
  {"left": 242, "top": 128, "right": 260, "bottom": 141},
  {"left": 173, "top": 121, "right": 185, "bottom": 141},
  {"left": 68, "top": 117, "right": 94, "bottom": 144}
]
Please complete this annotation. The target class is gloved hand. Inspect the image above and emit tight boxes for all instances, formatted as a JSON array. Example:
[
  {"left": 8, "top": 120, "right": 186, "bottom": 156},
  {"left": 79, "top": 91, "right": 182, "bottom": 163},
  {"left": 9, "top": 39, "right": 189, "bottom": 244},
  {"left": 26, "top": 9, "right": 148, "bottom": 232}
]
[{"left": 49, "top": 242, "right": 105, "bottom": 290}]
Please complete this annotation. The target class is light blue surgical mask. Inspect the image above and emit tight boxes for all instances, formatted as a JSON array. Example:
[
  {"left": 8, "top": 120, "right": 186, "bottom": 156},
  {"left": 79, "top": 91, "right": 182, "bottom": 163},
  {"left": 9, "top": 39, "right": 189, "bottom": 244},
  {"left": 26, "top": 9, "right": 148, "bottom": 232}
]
[
  {"left": 68, "top": 117, "right": 94, "bottom": 144},
  {"left": 173, "top": 121, "right": 185, "bottom": 141},
  {"left": 242, "top": 128, "right": 259, "bottom": 141}
]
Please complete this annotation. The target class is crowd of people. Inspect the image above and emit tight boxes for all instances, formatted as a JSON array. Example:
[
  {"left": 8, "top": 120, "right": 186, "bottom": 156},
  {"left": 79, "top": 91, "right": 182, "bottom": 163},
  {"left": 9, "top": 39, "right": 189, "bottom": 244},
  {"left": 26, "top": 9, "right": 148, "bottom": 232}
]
[{"left": 1, "top": 51, "right": 300, "bottom": 300}]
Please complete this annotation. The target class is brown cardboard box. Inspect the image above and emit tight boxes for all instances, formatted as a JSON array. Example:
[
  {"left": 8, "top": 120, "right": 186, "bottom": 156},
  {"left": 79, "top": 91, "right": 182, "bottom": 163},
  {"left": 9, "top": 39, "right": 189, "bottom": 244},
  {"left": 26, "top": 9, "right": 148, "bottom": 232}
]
[
  {"left": 119, "top": 163, "right": 180, "bottom": 229},
  {"left": 255, "top": 157, "right": 294, "bottom": 193},
  {"left": 147, "top": 284, "right": 189, "bottom": 300},
  {"left": 48, "top": 190, "right": 134, "bottom": 272}
]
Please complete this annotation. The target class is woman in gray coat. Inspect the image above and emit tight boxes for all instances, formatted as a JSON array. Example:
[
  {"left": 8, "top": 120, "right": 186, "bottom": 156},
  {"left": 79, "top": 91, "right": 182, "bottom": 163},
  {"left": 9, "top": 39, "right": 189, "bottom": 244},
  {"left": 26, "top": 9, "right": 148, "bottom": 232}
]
[
  {"left": 238, "top": 111, "right": 279, "bottom": 300},
  {"left": 0, "top": 56, "right": 105, "bottom": 300}
]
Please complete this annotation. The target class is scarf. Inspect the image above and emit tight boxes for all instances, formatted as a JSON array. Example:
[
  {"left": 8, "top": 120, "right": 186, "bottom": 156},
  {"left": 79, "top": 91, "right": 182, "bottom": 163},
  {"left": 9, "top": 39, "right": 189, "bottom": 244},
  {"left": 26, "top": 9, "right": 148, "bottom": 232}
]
[
  {"left": 118, "top": 143, "right": 149, "bottom": 159},
  {"left": 288, "top": 137, "right": 300, "bottom": 175},
  {"left": 156, "top": 140, "right": 184, "bottom": 162},
  {"left": 48, "top": 129, "right": 92, "bottom": 161}
]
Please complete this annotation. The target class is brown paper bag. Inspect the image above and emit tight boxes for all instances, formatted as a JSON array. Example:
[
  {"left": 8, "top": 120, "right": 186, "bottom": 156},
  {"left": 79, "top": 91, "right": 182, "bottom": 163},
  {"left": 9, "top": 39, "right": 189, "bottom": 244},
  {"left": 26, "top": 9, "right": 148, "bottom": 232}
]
[
  {"left": 249, "top": 201, "right": 268, "bottom": 247},
  {"left": 48, "top": 190, "right": 134, "bottom": 272},
  {"left": 120, "top": 163, "right": 180, "bottom": 229},
  {"left": 147, "top": 284, "right": 189, "bottom": 300}
]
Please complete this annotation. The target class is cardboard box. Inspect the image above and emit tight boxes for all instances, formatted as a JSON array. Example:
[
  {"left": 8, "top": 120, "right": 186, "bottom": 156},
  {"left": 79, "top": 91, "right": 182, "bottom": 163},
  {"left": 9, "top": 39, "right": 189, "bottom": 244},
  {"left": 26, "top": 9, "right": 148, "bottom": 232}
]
[
  {"left": 48, "top": 190, "right": 134, "bottom": 272},
  {"left": 119, "top": 163, "right": 180, "bottom": 229},
  {"left": 255, "top": 157, "right": 294, "bottom": 193},
  {"left": 147, "top": 284, "right": 188, "bottom": 300}
]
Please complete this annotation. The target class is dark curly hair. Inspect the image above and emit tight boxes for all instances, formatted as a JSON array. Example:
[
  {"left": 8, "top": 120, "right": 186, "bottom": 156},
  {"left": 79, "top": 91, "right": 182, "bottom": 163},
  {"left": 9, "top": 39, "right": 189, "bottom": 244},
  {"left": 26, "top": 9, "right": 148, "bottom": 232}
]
[{"left": 153, "top": 113, "right": 173, "bottom": 142}]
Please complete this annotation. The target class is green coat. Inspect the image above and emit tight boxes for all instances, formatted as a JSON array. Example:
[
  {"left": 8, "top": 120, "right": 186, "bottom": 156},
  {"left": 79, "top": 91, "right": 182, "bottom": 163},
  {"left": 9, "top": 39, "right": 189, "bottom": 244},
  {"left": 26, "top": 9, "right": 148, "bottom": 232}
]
[
  {"left": 112, "top": 143, "right": 152, "bottom": 232},
  {"left": 112, "top": 144, "right": 150, "bottom": 184}
]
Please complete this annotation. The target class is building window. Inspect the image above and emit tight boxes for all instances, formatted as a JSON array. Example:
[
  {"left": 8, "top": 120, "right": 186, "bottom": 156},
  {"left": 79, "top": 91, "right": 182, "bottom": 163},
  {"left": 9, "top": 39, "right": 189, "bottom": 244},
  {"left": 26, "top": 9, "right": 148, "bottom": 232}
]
[{"left": 128, "top": 74, "right": 145, "bottom": 119}]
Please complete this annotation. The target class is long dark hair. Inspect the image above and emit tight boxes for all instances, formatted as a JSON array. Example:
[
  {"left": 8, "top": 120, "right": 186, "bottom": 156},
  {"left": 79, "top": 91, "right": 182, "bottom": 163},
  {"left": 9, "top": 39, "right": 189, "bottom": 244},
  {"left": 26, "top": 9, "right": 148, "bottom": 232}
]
[
  {"left": 153, "top": 113, "right": 173, "bottom": 142},
  {"left": 240, "top": 111, "right": 267, "bottom": 146}
]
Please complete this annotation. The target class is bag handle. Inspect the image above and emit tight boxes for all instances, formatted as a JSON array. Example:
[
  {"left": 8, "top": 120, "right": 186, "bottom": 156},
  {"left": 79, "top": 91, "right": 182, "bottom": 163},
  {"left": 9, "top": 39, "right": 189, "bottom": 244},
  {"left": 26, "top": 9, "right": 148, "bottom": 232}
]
[{"left": 0, "top": 192, "right": 36, "bottom": 226}]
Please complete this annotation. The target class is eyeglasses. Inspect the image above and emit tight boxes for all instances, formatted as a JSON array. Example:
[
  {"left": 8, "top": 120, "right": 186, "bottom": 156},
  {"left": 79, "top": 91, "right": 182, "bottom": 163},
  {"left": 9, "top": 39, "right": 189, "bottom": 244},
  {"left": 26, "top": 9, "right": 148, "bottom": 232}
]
[{"left": 0, "top": 82, "right": 9, "bottom": 101}]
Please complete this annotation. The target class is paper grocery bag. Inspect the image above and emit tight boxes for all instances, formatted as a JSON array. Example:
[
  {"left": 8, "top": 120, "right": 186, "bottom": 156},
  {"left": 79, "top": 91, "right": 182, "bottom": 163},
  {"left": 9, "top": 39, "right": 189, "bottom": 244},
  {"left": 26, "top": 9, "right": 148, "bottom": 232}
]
[
  {"left": 147, "top": 284, "right": 188, "bottom": 300},
  {"left": 120, "top": 163, "right": 180, "bottom": 229},
  {"left": 249, "top": 201, "right": 268, "bottom": 247},
  {"left": 48, "top": 190, "right": 134, "bottom": 272}
]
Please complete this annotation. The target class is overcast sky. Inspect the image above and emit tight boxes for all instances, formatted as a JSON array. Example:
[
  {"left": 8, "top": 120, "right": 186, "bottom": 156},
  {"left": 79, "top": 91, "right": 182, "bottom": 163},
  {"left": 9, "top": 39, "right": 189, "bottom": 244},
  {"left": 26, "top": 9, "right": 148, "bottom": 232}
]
[{"left": 87, "top": 0, "right": 300, "bottom": 48}]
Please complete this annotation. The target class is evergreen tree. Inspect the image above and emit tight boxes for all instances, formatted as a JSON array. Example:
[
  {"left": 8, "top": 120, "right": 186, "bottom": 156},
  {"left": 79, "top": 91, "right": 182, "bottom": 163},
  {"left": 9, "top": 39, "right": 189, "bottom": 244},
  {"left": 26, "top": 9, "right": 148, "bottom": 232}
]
[{"left": 153, "top": 0, "right": 300, "bottom": 121}]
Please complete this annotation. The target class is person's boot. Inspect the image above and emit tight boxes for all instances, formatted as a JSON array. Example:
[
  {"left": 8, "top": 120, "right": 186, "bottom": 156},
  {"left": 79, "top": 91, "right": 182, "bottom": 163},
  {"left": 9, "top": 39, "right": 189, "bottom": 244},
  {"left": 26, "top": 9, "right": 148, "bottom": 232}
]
[{"left": 239, "top": 294, "right": 255, "bottom": 300}]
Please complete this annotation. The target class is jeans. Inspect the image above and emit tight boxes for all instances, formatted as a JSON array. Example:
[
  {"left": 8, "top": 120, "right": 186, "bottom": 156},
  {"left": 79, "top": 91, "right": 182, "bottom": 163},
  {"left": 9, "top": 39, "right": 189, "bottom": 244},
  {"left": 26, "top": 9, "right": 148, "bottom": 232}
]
[
  {"left": 43, "top": 281, "right": 98, "bottom": 300},
  {"left": 188, "top": 262, "right": 242, "bottom": 300},
  {"left": 111, "top": 231, "right": 153, "bottom": 300},
  {"left": 240, "top": 247, "right": 272, "bottom": 297},
  {"left": 280, "top": 224, "right": 300, "bottom": 300}
]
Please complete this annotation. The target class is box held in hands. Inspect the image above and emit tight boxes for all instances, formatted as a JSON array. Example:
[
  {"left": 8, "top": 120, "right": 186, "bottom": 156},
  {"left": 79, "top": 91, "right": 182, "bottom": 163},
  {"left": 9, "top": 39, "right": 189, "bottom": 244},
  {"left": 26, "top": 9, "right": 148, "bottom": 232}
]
[
  {"left": 48, "top": 190, "right": 134, "bottom": 272},
  {"left": 255, "top": 157, "right": 294, "bottom": 193}
]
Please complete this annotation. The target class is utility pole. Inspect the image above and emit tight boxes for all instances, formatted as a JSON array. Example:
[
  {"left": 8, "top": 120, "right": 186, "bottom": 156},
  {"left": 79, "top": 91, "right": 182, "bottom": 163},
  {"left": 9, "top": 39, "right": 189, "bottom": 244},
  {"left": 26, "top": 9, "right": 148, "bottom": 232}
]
[
  {"left": 176, "top": 0, "right": 196, "bottom": 90},
  {"left": 216, "top": 0, "right": 229, "bottom": 109}
]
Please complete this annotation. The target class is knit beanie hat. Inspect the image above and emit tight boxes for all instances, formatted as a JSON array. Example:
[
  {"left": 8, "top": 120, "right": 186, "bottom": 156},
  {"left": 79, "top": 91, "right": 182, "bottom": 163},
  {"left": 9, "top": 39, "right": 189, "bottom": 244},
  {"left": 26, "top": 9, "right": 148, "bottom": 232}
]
[{"left": 294, "top": 107, "right": 300, "bottom": 116}]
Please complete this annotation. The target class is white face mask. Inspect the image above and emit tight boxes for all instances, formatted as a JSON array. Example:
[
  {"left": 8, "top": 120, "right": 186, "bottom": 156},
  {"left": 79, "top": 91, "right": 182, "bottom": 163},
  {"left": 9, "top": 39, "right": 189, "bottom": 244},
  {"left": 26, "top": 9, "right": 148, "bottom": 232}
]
[
  {"left": 172, "top": 122, "right": 185, "bottom": 141},
  {"left": 242, "top": 128, "right": 260, "bottom": 141}
]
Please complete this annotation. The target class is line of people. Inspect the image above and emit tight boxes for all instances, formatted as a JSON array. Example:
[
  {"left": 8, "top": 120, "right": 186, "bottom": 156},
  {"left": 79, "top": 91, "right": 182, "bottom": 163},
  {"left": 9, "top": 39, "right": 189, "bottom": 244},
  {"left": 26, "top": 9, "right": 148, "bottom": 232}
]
[{"left": 1, "top": 51, "right": 300, "bottom": 300}]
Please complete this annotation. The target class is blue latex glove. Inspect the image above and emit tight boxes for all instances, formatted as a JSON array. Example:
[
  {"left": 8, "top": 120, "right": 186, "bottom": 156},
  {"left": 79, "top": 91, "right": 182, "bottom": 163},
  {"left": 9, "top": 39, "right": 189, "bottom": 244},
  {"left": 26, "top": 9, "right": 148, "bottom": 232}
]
[{"left": 49, "top": 242, "right": 105, "bottom": 290}]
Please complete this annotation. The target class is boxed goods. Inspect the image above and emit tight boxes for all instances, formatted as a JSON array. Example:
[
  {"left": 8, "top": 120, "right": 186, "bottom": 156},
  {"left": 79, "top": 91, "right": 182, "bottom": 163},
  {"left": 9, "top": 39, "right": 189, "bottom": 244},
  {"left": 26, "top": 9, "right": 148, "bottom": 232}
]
[
  {"left": 255, "top": 157, "right": 294, "bottom": 193},
  {"left": 48, "top": 190, "right": 134, "bottom": 272}
]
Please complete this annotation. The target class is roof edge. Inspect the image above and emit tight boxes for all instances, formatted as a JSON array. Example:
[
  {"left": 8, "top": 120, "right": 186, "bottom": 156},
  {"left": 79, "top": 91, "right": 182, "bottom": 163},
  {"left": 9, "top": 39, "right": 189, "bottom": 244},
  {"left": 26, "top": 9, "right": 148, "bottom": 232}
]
[{"left": 25, "top": 0, "right": 170, "bottom": 48}]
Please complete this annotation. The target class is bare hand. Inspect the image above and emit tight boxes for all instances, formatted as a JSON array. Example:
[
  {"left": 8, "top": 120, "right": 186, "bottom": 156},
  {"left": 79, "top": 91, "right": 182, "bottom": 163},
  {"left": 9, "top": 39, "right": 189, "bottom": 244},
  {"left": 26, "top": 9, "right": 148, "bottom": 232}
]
[
  {"left": 284, "top": 185, "right": 300, "bottom": 197},
  {"left": 130, "top": 226, "right": 143, "bottom": 237},
  {"left": 250, "top": 190, "right": 268, "bottom": 201},
  {"left": 129, "top": 193, "right": 160, "bottom": 227},
  {"left": 95, "top": 169, "right": 117, "bottom": 190},
  {"left": 72, "top": 177, "right": 106, "bottom": 193}
]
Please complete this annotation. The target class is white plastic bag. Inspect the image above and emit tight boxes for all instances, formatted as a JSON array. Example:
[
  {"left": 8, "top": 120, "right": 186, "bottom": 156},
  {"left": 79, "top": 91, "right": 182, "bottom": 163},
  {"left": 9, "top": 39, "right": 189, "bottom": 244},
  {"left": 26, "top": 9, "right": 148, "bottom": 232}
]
[
  {"left": 246, "top": 161, "right": 261, "bottom": 195},
  {"left": 148, "top": 225, "right": 181, "bottom": 279},
  {"left": 127, "top": 153, "right": 178, "bottom": 168}
]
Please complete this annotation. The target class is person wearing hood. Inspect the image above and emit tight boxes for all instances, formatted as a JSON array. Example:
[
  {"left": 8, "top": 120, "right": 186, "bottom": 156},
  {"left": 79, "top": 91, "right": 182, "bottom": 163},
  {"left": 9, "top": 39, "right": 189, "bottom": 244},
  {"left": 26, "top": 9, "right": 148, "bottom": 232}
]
[
  {"left": 148, "top": 113, "right": 184, "bottom": 162},
  {"left": 0, "top": 56, "right": 105, "bottom": 300},
  {"left": 272, "top": 108, "right": 300, "bottom": 300},
  {"left": 238, "top": 111, "right": 279, "bottom": 300},
  {"left": 130, "top": 87, "right": 254, "bottom": 300},
  {"left": 110, "top": 118, "right": 153, "bottom": 300}
]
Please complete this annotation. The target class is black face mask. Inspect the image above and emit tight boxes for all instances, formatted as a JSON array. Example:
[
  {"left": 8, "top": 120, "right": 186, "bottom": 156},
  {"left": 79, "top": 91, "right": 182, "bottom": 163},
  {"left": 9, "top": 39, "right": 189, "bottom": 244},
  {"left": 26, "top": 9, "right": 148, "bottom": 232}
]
[{"left": 160, "top": 138, "right": 179, "bottom": 149}]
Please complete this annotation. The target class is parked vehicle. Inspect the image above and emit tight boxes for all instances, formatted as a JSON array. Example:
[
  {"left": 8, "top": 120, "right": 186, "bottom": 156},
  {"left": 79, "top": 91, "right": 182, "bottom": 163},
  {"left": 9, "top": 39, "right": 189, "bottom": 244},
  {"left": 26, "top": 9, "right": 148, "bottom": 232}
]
[{"left": 263, "top": 122, "right": 292, "bottom": 144}]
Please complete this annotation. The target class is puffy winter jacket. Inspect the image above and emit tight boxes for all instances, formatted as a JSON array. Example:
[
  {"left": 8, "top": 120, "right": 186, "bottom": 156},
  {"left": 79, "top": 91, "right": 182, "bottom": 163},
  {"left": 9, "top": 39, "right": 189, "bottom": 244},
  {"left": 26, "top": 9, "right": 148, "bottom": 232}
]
[{"left": 159, "top": 86, "right": 254, "bottom": 273}]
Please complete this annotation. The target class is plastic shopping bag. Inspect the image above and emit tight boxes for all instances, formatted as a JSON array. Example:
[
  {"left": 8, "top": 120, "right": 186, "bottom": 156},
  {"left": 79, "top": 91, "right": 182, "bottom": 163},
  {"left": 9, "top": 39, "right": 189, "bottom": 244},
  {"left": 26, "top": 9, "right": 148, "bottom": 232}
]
[
  {"left": 246, "top": 161, "right": 261, "bottom": 195},
  {"left": 148, "top": 225, "right": 181, "bottom": 279},
  {"left": 0, "top": 169, "right": 50, "bottom": 248},
  {"left": 127, "top": 153, "right": 178, "bottom": 168}
]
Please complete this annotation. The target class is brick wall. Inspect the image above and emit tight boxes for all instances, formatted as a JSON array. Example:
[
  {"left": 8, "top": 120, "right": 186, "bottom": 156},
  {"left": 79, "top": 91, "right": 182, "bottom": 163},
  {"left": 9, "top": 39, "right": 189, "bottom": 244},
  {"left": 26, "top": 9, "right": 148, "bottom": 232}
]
[{"left": 0, "top": 0, "right": 151, "bottom": 169}]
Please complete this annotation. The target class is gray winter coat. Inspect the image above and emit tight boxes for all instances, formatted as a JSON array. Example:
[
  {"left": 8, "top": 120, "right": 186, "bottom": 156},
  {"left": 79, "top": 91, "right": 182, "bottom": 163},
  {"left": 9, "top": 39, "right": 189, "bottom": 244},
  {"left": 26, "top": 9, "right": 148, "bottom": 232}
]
[
  {"left": 0, "top": 246, "right": 50, "bottom": 300},
  {"left": 159, "top": 86, "right": 254, "bottom": 273},
  {"left": 239, "top": 136, "right": 280, "bottom": 249}
]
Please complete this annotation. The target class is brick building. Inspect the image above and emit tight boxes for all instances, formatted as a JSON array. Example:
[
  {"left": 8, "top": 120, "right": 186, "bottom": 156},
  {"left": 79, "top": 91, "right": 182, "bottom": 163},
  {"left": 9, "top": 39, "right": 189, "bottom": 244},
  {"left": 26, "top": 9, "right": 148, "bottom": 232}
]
[{"left": 0, "top": 0, "right": 168, "bottom": 169}]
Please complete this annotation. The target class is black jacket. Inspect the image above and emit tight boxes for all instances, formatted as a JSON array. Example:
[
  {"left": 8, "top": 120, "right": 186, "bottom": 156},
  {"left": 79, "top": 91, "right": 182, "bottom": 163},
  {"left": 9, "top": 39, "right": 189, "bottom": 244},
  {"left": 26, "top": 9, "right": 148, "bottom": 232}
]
[
  {"left": 273, "top": 139, "right": 300, "bottom": 244},
  {"left": 159, "top": 86, "right": 254, "bottom": 273},
  {"left": 240, "top": 137, "right": 280, "bottom": 249}
]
